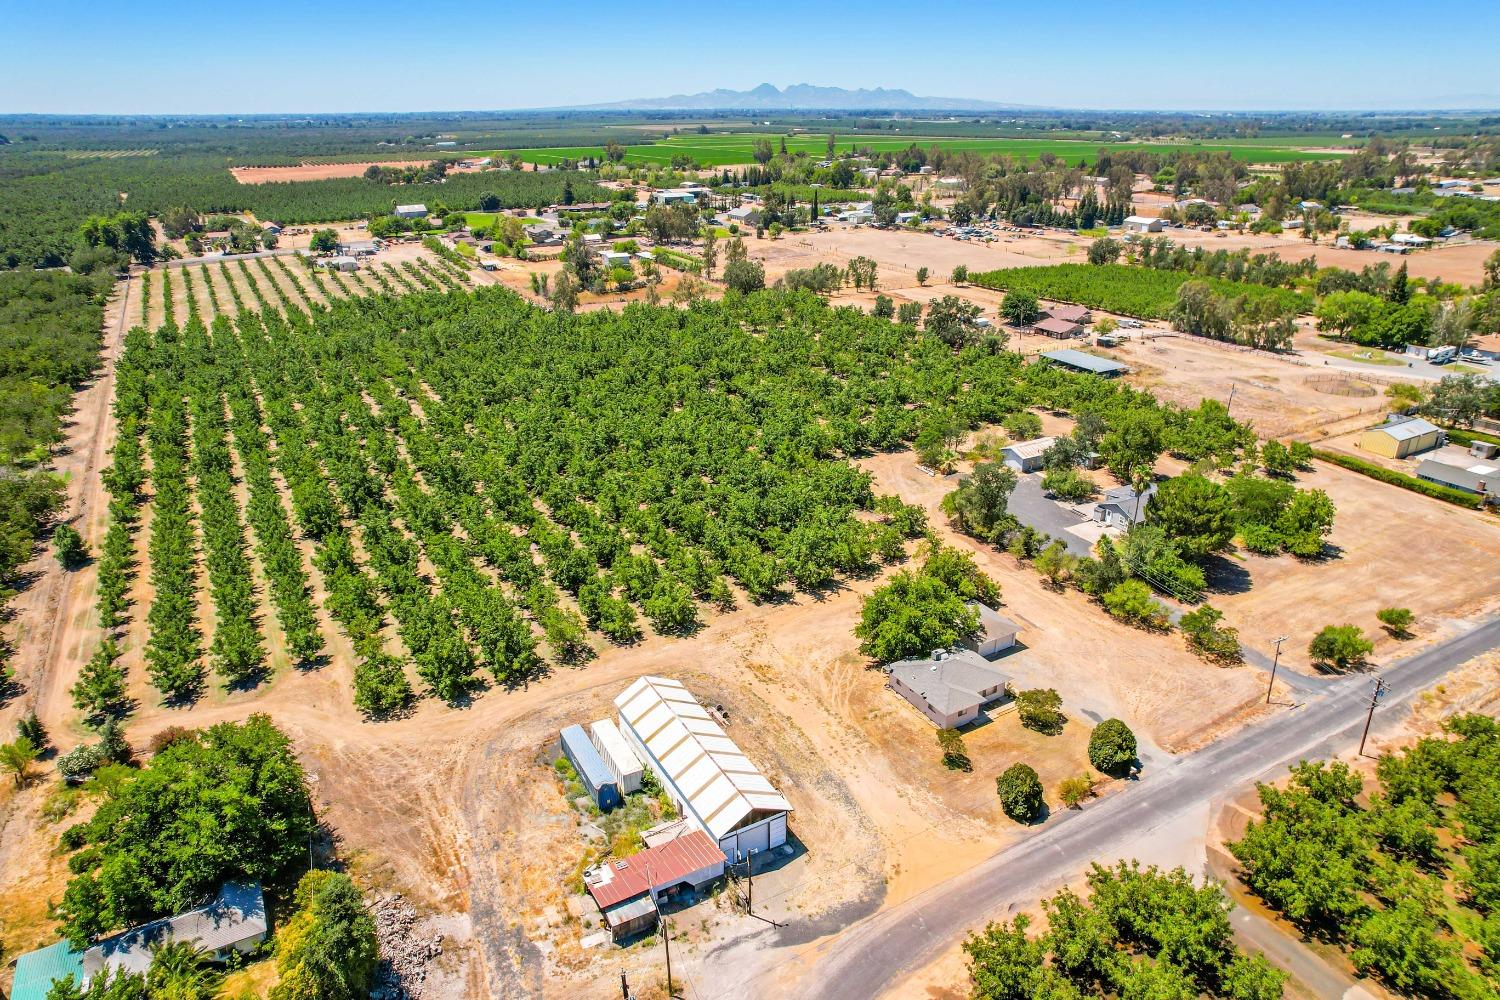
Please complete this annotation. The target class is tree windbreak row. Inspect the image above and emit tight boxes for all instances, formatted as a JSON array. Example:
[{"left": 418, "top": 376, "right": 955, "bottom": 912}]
[{"left": 112, "top": 283, "right": 1196, "bottom": 716}]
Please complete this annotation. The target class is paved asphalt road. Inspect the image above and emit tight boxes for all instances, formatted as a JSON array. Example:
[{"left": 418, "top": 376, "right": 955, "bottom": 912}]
[{"left": 795, "top": 616, "right": 1500, "bottom": 1000}]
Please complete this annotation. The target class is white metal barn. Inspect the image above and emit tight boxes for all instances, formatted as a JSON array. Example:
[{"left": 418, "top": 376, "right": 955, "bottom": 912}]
[
  {"left": 615, "top": 676, "right": 792, "bottom": 863},
  {"left": 589, "top": 718, "right": 645, "bottom": 794}
]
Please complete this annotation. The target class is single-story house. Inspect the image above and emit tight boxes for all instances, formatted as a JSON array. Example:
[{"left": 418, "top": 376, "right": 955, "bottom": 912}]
[
  {"left": 524, "top": 226, "right": 560, "bottom": 245},
  {"left": 583, "top": 830, "right": 726, "bottom": 940},
  {"left": 726, "top": 205, "right": 762, "bottom": 226},
  {"left": 260, "top": 221, "right": 282, "bottom": 235},
  {"left": 600, "top": 250, "right": 634, "bottom": 269},
  {"left": 1040, "top": 348, "right": 1129, "bottom": 378},
  {"left": 1043, "top": 303, "right": 1091, "bottom": 326},
  {"left": 858, "top": 166, "right": 880, "bottom": 181},
  {"left": 1000, "top": 436, "right": 1056, "bottom": 473},
  {"left": 1374, "top": 242, "right": 1410, "bottom": 254},
  {"left": 559, "top": 724, "right": 622, "bottom": 810},
  {"left": 321, "top": 255, "right": 358, "bottom": 272},
  {"left": 1093, "top": 483, "right": 1156, "bottom": 530},
  {"left": 652, "top": 189, "right": 698, "bottom": 205},
  {"left": 895, "top": 211, "right": 921, "bottom": 226},
  {"left": 839, "top": 209, "right": 874, "bottom": 224},
  {"left": 83, "top": 882, "right": 267, "bottom": 981},
  {"left": 1034, "top": 316, "right": 1084, "bottom": 339},
  {"left": 340, "top": 239, "right": 379, "bottom": 256},
  {"left": 1123, "top": 215, "right": 1163, "bottom": 233},
  {"left": 886, "top": 648, "right": 1013, "bottom": 729},
  {"left": 1416, "top": 458, "right": 1498, "bottom": 498},
  {"left": 1359, "top": 414, "right": 1444, "bottom": 459},
  {"left": 394, "top": 204, "right": 428, "bottom": 219},
  {"left": 962, "top": 602, "right": 1020, "bottom": 658}
]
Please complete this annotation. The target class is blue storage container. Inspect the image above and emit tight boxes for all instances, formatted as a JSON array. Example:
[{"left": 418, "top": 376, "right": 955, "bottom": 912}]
[{"left": 559, "top": 725, "right": 622, "bottom": 810}]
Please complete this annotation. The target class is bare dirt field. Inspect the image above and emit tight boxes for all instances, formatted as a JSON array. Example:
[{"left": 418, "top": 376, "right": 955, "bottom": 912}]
[
  {"left": 1108, "top": 331, "right": 1388, "bottom": 438},
  {"left": 229, "top": 160, "right": 489, "bottom": 184},
  {"left": 1213, "top": 461, "right": 1500, "bottom": 670}
]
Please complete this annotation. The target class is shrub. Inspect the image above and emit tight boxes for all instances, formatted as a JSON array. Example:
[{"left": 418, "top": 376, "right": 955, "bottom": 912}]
[
  {"left": 1089, "top": 720, "right": 1138, "bottom": 775},
  {"left": 997, "top": 763, "right": 1044, "bottom": 823},
  {"left": 1102, "top": 580, "right": 1172, "bottom": 631},
  {"left": 1040, "top": 468, "right": 1096, "bottom": 503},
  {"left": 1179, "top": 604, "right": 1243, "bottom": 664},
  {"left": 937, "top": 728, "right": 971, "bottom": 771},
  {"left": 1014, "top": 688, "right": 1065, "bottom": 734},
  {"left": 1309, "top": 624, "right": 1373, "bottom": 670},
  {"left": 1377, "top": 607, "right": 1414, "bottom": 637},
  {"left": 1058, "top": 774, "right": 1096, "bottom": 808}
]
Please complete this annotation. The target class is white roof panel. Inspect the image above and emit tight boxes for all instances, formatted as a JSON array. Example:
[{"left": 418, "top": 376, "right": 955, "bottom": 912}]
[{"left": 615, "top": 676, "right": 790, "bottom": 839}]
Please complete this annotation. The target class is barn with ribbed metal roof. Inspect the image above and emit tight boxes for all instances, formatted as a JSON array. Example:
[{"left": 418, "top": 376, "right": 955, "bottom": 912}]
[{"left": 614, "top": 676, "right": 791, "bottom": 863}]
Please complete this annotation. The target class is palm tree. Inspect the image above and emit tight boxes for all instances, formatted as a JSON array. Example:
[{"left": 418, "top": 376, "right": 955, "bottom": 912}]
[
  {"left": 0, "top": 737, "right": 38, "bottom": 788},
  {"left": 147, "top": 940, "right": 221, "bottom": 1000}
]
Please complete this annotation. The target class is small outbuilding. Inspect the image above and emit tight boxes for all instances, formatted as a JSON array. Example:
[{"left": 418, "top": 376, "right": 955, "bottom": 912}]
[
  {"left": 589, "top": 718, "right": 644, "bottom": 794},
  {"left": 1000, "top": 436, "right": 1056, "bottom": 473},
  {"left": 1123, "top": 215, "right": 1163, "bottom": 233},
  {"left": 583, "top": 830, "right": 727, "bottom": 940},
  {"left": 1040, "top": 349, "right": 1129, "bottom": 378},
  {"left": 559, "top": 725, "right": 622, "bottom": 810},
  {"left": 962, "top": 602, "right": 1020, "bottom": 658},
  {"left": 1359, "top": 414, "right": 1444, "bottom": 459},
  {"left": 726, "top": 205, "right": 762, "bottom": 226},
  {"left": 886, "top": 649, "right": 1013, "bottom": 729}
]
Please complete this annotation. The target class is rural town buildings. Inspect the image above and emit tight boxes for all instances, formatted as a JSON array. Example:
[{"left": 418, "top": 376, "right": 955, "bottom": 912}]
[
  {"left": 1359, "top": 414, "right": 1444, "bottom": 459},
  {"left": 886, "top": 649, "right": 1013, "bottom": 729},
  {"left": 615, "top": 676, "right": 791, "bottom": 863}
]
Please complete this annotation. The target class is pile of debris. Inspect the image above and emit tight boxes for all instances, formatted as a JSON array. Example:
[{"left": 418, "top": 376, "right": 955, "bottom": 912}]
[{"left": 370, "top": 892, "right": 444, "bottom": 1000}]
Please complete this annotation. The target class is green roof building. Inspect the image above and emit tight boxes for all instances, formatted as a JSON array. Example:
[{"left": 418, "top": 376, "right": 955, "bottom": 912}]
[{"left": 11, "top": 940, "right": 85, "bottom": 1000}]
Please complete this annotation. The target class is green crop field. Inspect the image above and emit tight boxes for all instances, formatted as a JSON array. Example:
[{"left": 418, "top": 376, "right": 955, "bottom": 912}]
[
  {"left": 970, "top": 264, "right": 1312, "bottom": 319},
  {"left": 488, "top": 133, "right": 1347, "bottom": 168}
]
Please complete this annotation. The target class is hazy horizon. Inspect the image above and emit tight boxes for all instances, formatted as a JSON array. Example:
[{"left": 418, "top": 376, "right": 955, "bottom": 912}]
[{"left": 5, "top": 0, "right": 1498, "bottom": 116}]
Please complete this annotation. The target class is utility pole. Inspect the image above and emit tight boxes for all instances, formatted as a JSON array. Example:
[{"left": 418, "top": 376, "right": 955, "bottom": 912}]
[
  {"left": 661, "top": 915, "right": 674, "bottom": 999},
  {"left": 620, "top": 971, "right": 631, "bottom": 1000},
  {"left": 745, "top": 849, "right": 755, "bottom": 916},
  {"left": 1359, "top": 677, "right": 1388, "bottom": 757},
  {"left": 1265, "top": 635, "right": 1289, "bottom": 704}
]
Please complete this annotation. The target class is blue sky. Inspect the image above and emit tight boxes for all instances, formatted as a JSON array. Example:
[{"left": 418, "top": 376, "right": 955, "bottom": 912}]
[{"left": 4, "top": 0, "right": 1498, "bottom": 114}]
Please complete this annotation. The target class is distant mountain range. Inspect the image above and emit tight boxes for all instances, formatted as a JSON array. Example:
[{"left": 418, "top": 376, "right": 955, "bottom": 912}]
[{"left": 576, "top": 83, "right": 1031, "bottom": 112}]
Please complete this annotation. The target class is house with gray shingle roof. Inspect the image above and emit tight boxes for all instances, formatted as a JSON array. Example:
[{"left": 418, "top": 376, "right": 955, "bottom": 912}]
[{"left": 886, "top": 649, "right": 1013, "bottom": 728}]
